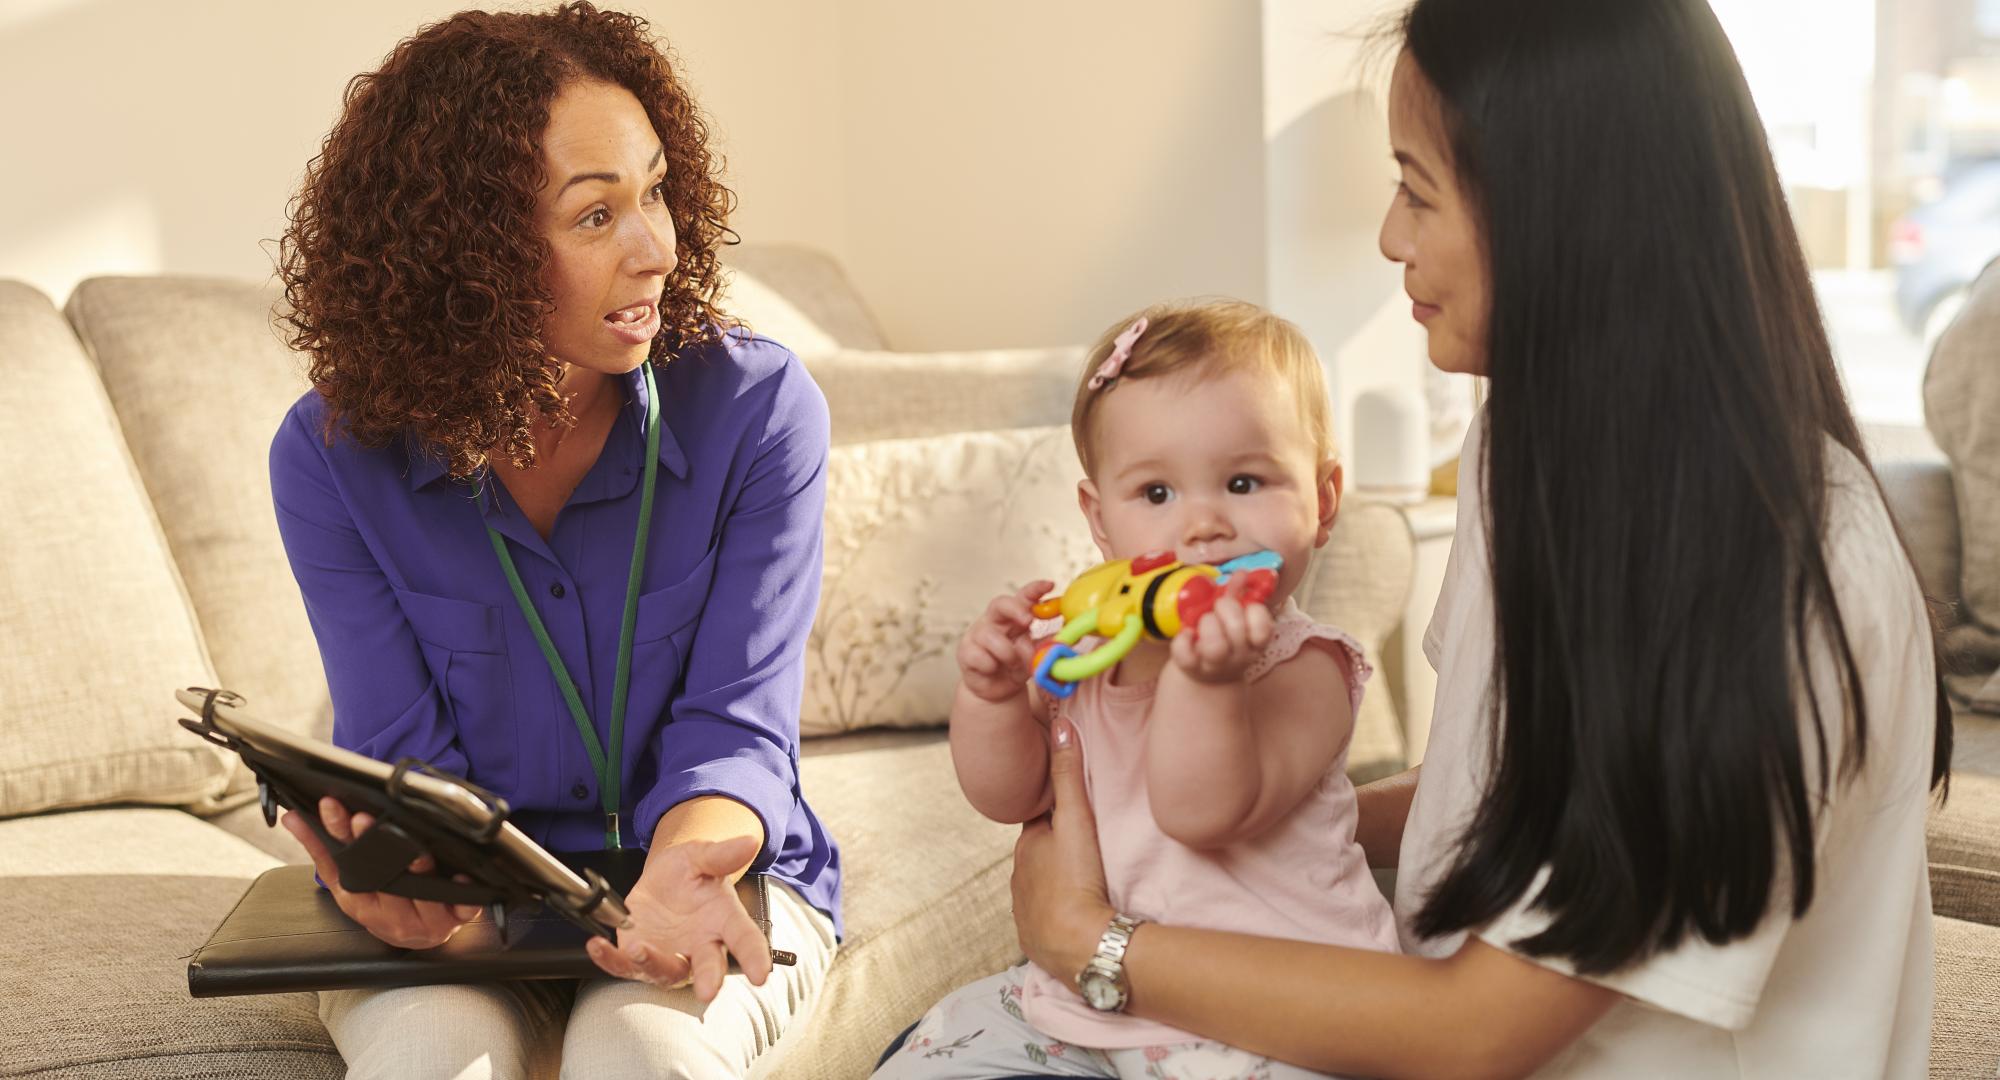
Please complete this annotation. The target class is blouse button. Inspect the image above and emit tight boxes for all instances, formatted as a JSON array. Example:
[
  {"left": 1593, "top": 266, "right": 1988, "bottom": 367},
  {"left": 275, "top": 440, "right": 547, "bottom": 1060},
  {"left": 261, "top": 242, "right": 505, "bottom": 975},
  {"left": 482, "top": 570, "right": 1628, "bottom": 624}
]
[
  {"left": 570, "top": 782, "right": 589, "bottom": 800},
  {"left": 549, "top": 583, "right": 566, "bottom": 599}
]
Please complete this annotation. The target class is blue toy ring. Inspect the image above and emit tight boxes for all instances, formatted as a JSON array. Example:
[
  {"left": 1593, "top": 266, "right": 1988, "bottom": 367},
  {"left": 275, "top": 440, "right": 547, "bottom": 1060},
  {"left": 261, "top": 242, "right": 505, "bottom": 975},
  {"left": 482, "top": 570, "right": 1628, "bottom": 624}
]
[{"left": 1033, "top": 644, "right": 1080, "bottom": 698}]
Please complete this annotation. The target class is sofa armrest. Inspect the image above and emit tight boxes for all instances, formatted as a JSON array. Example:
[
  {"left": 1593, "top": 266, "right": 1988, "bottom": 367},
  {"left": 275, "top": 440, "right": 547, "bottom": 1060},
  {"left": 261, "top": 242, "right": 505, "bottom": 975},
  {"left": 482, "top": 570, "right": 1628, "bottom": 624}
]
[{"left": 1930, "top": 771, "right": 2000, "bottom": 928}]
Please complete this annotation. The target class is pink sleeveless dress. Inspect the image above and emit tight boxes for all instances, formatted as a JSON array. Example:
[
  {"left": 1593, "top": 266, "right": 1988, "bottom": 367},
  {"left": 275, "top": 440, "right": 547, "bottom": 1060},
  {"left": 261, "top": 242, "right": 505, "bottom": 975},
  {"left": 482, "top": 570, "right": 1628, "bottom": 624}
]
[{"left": 1020, "top": 599, "right": 1402, "bottom": 1049}]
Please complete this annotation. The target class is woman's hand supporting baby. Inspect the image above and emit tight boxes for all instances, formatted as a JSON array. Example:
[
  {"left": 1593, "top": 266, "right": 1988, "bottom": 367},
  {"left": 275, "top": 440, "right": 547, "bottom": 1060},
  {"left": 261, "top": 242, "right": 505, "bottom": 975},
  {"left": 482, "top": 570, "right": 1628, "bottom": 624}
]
[
  {"left": 1147, "top": 591, "right": 1350, "bottom": 849},
  {"left": 949, "top": 579, "right": 1059, "bottom": 824}
]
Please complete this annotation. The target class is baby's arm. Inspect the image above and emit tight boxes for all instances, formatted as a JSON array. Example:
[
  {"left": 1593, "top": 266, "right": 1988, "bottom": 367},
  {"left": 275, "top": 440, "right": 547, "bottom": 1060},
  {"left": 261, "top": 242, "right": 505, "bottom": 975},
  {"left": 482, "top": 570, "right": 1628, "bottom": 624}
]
[
  {"left": 950, "top": 685, "right": 1053, "bottom": 824},
  {"left": 949, "top": 581, "right": 1058, "bottom": 824},
  {"left": 1147, "top": 599, "right": 1351, "bottom": 849}
]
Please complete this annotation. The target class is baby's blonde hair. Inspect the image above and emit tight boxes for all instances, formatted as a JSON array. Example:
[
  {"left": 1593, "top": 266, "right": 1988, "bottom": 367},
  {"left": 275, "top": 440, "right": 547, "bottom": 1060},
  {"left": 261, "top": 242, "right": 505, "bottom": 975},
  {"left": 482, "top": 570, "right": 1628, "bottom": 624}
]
[{"left": 1070, "top": 298, "right": 1336, "bottom": 478}]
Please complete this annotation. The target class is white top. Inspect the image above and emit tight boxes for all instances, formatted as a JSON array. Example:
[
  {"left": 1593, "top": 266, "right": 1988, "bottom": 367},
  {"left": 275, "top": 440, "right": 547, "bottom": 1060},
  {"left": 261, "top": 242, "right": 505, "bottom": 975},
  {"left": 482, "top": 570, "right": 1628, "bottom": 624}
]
[{"left": 1396, "top": 411, "right": 1937, "bottom": 1078}]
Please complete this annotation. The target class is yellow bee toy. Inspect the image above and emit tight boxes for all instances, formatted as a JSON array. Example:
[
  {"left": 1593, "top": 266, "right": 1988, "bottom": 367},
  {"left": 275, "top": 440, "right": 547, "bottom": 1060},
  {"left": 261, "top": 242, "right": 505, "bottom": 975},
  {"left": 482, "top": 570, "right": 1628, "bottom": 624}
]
[{"left": 1029, "top": 549, "right": 1282, "bottom": 697}]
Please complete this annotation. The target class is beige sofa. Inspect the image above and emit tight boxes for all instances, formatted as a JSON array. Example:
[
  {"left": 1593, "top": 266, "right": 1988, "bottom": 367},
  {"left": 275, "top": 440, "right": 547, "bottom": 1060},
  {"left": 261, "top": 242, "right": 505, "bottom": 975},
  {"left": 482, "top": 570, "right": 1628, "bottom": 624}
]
[
  {"left": 1878, "top": 436, "right": 2000, "bottom": 1078},
  {"left": 0, "top": 245, "right": 1993, "bottom": 1078},
  {"left": 0, "top": 245, "right": 1419, "bottom": 1079}
]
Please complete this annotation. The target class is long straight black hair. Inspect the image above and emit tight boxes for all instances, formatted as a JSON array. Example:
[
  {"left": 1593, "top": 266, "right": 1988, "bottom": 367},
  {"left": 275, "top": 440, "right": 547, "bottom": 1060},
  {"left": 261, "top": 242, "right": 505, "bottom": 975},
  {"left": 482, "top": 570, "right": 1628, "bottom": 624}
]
[{"left": 1398, "top": 0, "right": 1954, "bottom": 975}]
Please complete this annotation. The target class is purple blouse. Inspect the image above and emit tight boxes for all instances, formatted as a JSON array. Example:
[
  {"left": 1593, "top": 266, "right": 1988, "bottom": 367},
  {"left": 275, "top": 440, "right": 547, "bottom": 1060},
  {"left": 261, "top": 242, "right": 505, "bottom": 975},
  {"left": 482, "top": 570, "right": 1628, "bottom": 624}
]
[{"left": 270, "top": 330, "right": 840, "bottom": 934}]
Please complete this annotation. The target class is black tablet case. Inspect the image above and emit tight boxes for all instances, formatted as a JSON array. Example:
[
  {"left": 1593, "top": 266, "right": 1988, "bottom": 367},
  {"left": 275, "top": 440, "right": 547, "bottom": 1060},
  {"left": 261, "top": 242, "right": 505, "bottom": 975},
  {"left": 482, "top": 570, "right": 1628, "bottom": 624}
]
[{"left": 188, "top": 849, "right": 776, "bottom": 997}]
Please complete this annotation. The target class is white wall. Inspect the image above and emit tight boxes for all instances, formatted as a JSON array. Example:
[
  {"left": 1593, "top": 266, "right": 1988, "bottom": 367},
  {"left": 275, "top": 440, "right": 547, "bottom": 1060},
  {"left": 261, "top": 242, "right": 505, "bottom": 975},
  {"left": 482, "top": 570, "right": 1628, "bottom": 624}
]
[
  {"left": 830, "top": 1, "right": 1267, "bottom": 351},
  {"left": 0, "top": 1, "right": 442, "bottom": 302},
  {"left": 0, "top": 0, "right": 843, "bottom": 304},
  {"left": 658, "top": 1, "right": 846, "bottom": 263},
  {"left": 0, "top": 0, "right": 1421, "bottom": 449},
  {"left": 1262, "top": 0, "right": 1430, "bottom": 465}
]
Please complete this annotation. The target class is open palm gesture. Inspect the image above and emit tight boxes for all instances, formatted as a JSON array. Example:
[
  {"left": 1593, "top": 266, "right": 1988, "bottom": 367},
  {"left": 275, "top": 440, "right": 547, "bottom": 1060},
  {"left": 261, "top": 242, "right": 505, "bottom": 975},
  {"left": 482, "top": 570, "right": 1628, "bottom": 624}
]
[{"left": 584, "top": 835, "right": 773, "bottom": 1002}]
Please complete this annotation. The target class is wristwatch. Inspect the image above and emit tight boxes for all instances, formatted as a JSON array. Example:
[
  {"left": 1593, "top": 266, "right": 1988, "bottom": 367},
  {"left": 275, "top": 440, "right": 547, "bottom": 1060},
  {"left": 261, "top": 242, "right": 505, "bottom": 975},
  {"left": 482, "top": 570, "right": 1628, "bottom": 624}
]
[{"left": 1075, "top": 912, "right": 1145, "bottom": 1012}]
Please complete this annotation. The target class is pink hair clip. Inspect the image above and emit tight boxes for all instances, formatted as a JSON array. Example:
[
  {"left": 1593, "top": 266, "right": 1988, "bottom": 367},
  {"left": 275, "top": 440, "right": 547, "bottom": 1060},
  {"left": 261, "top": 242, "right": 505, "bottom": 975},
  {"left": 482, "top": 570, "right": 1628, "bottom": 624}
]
[{"left": 1087, "top": 317, "right": 1149, "bottom": 390}]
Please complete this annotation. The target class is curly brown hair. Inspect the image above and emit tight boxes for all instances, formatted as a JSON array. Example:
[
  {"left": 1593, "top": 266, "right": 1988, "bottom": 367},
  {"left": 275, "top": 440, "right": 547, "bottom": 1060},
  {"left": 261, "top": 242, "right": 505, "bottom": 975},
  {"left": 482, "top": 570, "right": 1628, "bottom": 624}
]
[{"left": 278, "top": 2, "right": 735, "bottom": 479}]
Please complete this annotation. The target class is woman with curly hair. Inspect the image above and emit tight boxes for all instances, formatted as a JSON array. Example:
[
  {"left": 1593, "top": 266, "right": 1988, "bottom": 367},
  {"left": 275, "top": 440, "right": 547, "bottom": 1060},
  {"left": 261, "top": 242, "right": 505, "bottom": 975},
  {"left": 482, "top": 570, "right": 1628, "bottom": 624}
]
[{"left": 268, "top": 4, "right": 838, "bottom": 1076}]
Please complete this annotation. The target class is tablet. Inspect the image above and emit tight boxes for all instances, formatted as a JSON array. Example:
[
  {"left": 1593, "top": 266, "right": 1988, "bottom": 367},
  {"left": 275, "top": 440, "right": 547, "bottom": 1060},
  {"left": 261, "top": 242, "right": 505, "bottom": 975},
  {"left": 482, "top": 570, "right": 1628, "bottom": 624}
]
[{"left": 176, "top": 686, "right": 632, "bottom": 941}]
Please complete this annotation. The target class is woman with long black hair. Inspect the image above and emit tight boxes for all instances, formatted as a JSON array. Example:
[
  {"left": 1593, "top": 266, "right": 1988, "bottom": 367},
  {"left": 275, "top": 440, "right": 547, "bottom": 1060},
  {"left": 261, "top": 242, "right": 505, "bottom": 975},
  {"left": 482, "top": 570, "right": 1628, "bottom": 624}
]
[{"left": 1004, "top": 0, "right": 1953, "bottom": 1075}]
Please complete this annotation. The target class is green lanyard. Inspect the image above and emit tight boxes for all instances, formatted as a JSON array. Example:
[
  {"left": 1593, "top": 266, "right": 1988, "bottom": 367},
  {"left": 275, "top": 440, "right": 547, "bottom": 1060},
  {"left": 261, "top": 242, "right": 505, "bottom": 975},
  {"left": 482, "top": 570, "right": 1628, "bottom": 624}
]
[{"left": 482, "top": 362, "right": 661, "bottom": 850}]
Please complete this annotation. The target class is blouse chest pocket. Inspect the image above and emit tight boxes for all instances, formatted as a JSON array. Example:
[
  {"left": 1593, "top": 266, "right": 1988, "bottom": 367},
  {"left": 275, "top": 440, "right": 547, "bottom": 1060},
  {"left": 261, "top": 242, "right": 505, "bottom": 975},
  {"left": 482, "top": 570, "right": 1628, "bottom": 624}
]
[
  {"left": 399, "top": 589, "right": 506, "bottom": 654},
  {"left": 394, "top": 588, "right": 513, "bottom": 746},
  {"left": 630, "top": 546, "right": 721, "bottom": 682}
]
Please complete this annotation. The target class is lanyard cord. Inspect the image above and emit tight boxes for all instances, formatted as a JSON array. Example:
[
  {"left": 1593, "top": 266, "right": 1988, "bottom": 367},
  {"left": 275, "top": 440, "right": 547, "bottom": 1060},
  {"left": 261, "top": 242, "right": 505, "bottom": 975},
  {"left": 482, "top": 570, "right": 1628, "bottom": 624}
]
[{"left": 481, "top": 362, "right": 661, "bottom": 849}]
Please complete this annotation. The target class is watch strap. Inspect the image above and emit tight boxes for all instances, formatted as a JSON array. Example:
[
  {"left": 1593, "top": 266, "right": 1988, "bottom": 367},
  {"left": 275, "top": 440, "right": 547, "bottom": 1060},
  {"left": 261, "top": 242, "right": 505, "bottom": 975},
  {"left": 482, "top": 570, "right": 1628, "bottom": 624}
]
[
  {"left": 1093, "top": 913, "right": 1141, "bottom": 970},
  {"left": 1077, "top": 912, "right": 1144, "bottom": 1011}
]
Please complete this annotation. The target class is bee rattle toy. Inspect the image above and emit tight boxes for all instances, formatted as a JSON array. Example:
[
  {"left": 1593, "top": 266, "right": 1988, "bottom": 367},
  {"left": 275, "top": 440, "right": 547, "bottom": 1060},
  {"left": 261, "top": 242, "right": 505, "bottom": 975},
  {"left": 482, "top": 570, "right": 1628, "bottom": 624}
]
[{"left": 1029, "top": 550, "right": 1283, "bottom": 697}]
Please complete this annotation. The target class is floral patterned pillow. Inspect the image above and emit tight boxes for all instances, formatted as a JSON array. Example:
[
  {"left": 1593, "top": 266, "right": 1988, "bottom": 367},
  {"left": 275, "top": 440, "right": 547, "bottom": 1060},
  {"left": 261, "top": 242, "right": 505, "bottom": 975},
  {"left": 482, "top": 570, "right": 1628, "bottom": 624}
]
[{"left": 804, "top": 426, "right": 1097, "bottom": 735}]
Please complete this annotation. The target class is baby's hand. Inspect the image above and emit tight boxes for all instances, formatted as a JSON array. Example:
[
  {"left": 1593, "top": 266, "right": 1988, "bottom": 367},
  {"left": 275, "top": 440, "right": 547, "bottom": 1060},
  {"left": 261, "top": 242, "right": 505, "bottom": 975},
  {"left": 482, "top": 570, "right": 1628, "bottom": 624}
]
[
  {"left": 1170, "top": 588, "right": 1274, "bottom": 685},
  {"left": 957, "top": 580, "right": 1056, "bottom": 704}
]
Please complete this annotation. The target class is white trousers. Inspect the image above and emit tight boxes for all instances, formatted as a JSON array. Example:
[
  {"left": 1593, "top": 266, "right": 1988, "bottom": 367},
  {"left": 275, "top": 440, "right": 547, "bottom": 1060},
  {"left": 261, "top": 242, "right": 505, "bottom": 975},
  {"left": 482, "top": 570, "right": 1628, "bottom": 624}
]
[{"left": 319, "top": 881, "right": 837, "bottom": 1080}]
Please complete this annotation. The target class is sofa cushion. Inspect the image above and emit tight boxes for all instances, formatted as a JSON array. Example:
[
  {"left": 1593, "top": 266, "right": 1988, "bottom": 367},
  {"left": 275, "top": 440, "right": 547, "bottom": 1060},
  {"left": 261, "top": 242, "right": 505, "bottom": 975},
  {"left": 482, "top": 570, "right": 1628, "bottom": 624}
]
[
  {"left": 1873, "top": 450, "right": 1962, "bottom": 617},
  {"left": 0, "top": 735, "right": 1013, "bottom": 1080},
  {"left": 791, "top": 730, "right": 1021, "bottom": 1078},
  {"left": 1933, "top": 916, "right": 2000, "bottom": 1079},
  {"left": 65, "top": 277, "right": 335, "bottom": 802},
  {"left": 724, "top": 244, "right": 890, "bottom": 352},
  {"left": 1296, "top": 498, "right": 1415, "bottom": 782},
  {"left": 1923, "top": 259, "right": 2000, "bottom": 714},
  {"left": 721, "top": 264, "right": 843, "bottom": 359},
  {"left": 0, "top": 280, "right": 231, "bottom": 817},
  {"left": 805, "top": 345, "right": 1084, "bottom": 446},
  {"left": 1928, "top": 771, "right": 2000, "bottom": 928},
  {"left": 807, "top": 426, "right": 1099, "bottom": 736},
  {"left": 0, "top": 808, "right": 340, "bottom": 1077},
  {"left": 206, "top": 798, "right": 319, "bottom": 866}
]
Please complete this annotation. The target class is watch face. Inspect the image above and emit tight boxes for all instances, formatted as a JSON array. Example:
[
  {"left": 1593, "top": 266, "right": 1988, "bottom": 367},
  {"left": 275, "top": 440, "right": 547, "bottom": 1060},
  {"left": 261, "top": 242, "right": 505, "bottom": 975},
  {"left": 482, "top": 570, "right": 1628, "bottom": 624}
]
[{"left": 1079, "top": 971, "right": 1123, "bottom": 1011}]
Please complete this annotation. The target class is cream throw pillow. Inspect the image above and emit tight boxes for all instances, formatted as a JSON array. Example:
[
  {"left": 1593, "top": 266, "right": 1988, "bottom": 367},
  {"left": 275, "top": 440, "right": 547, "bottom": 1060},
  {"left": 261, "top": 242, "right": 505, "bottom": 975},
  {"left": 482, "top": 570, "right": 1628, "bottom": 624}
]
[
  {"left": 1925, "top": 260, "right": 2000, "bottom": 714},
  {"left": 805, "top": 426, "right": 1097, "bottom": 735},
  {"left": 803, "top": 425, "right": 1410, "bottom": 785},
  {"left": 720, "top": 268, "right": 843, "bottom": 359},
  {"left": 0, "top": 281, "right": 232, "bottom": 816},
  {"left": 65, "top": 277, "right": 332, "bottom": 810}
]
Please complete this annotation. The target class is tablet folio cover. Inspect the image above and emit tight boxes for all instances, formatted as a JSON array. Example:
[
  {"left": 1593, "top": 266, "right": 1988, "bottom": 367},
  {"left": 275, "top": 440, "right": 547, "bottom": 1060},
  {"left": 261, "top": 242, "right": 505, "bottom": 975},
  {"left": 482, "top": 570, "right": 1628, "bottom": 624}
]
[{"left": 188, "top": 850, "right": 769, "bottom": 997}]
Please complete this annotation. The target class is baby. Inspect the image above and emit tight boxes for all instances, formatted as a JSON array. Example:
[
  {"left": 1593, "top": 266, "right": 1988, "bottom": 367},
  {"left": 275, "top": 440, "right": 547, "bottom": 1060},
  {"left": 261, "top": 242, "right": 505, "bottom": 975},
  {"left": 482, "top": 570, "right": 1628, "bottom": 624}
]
[{"left": 875, "top": 300, "right": 1399, "bottom": 1080}]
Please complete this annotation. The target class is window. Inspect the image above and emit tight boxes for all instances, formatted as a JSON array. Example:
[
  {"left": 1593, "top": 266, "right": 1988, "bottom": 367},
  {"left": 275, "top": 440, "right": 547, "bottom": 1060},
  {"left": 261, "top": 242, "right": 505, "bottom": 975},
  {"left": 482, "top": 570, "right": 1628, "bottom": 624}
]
[{"left": 1714, "top": 0, "right": 2000, "bottom": 431}]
